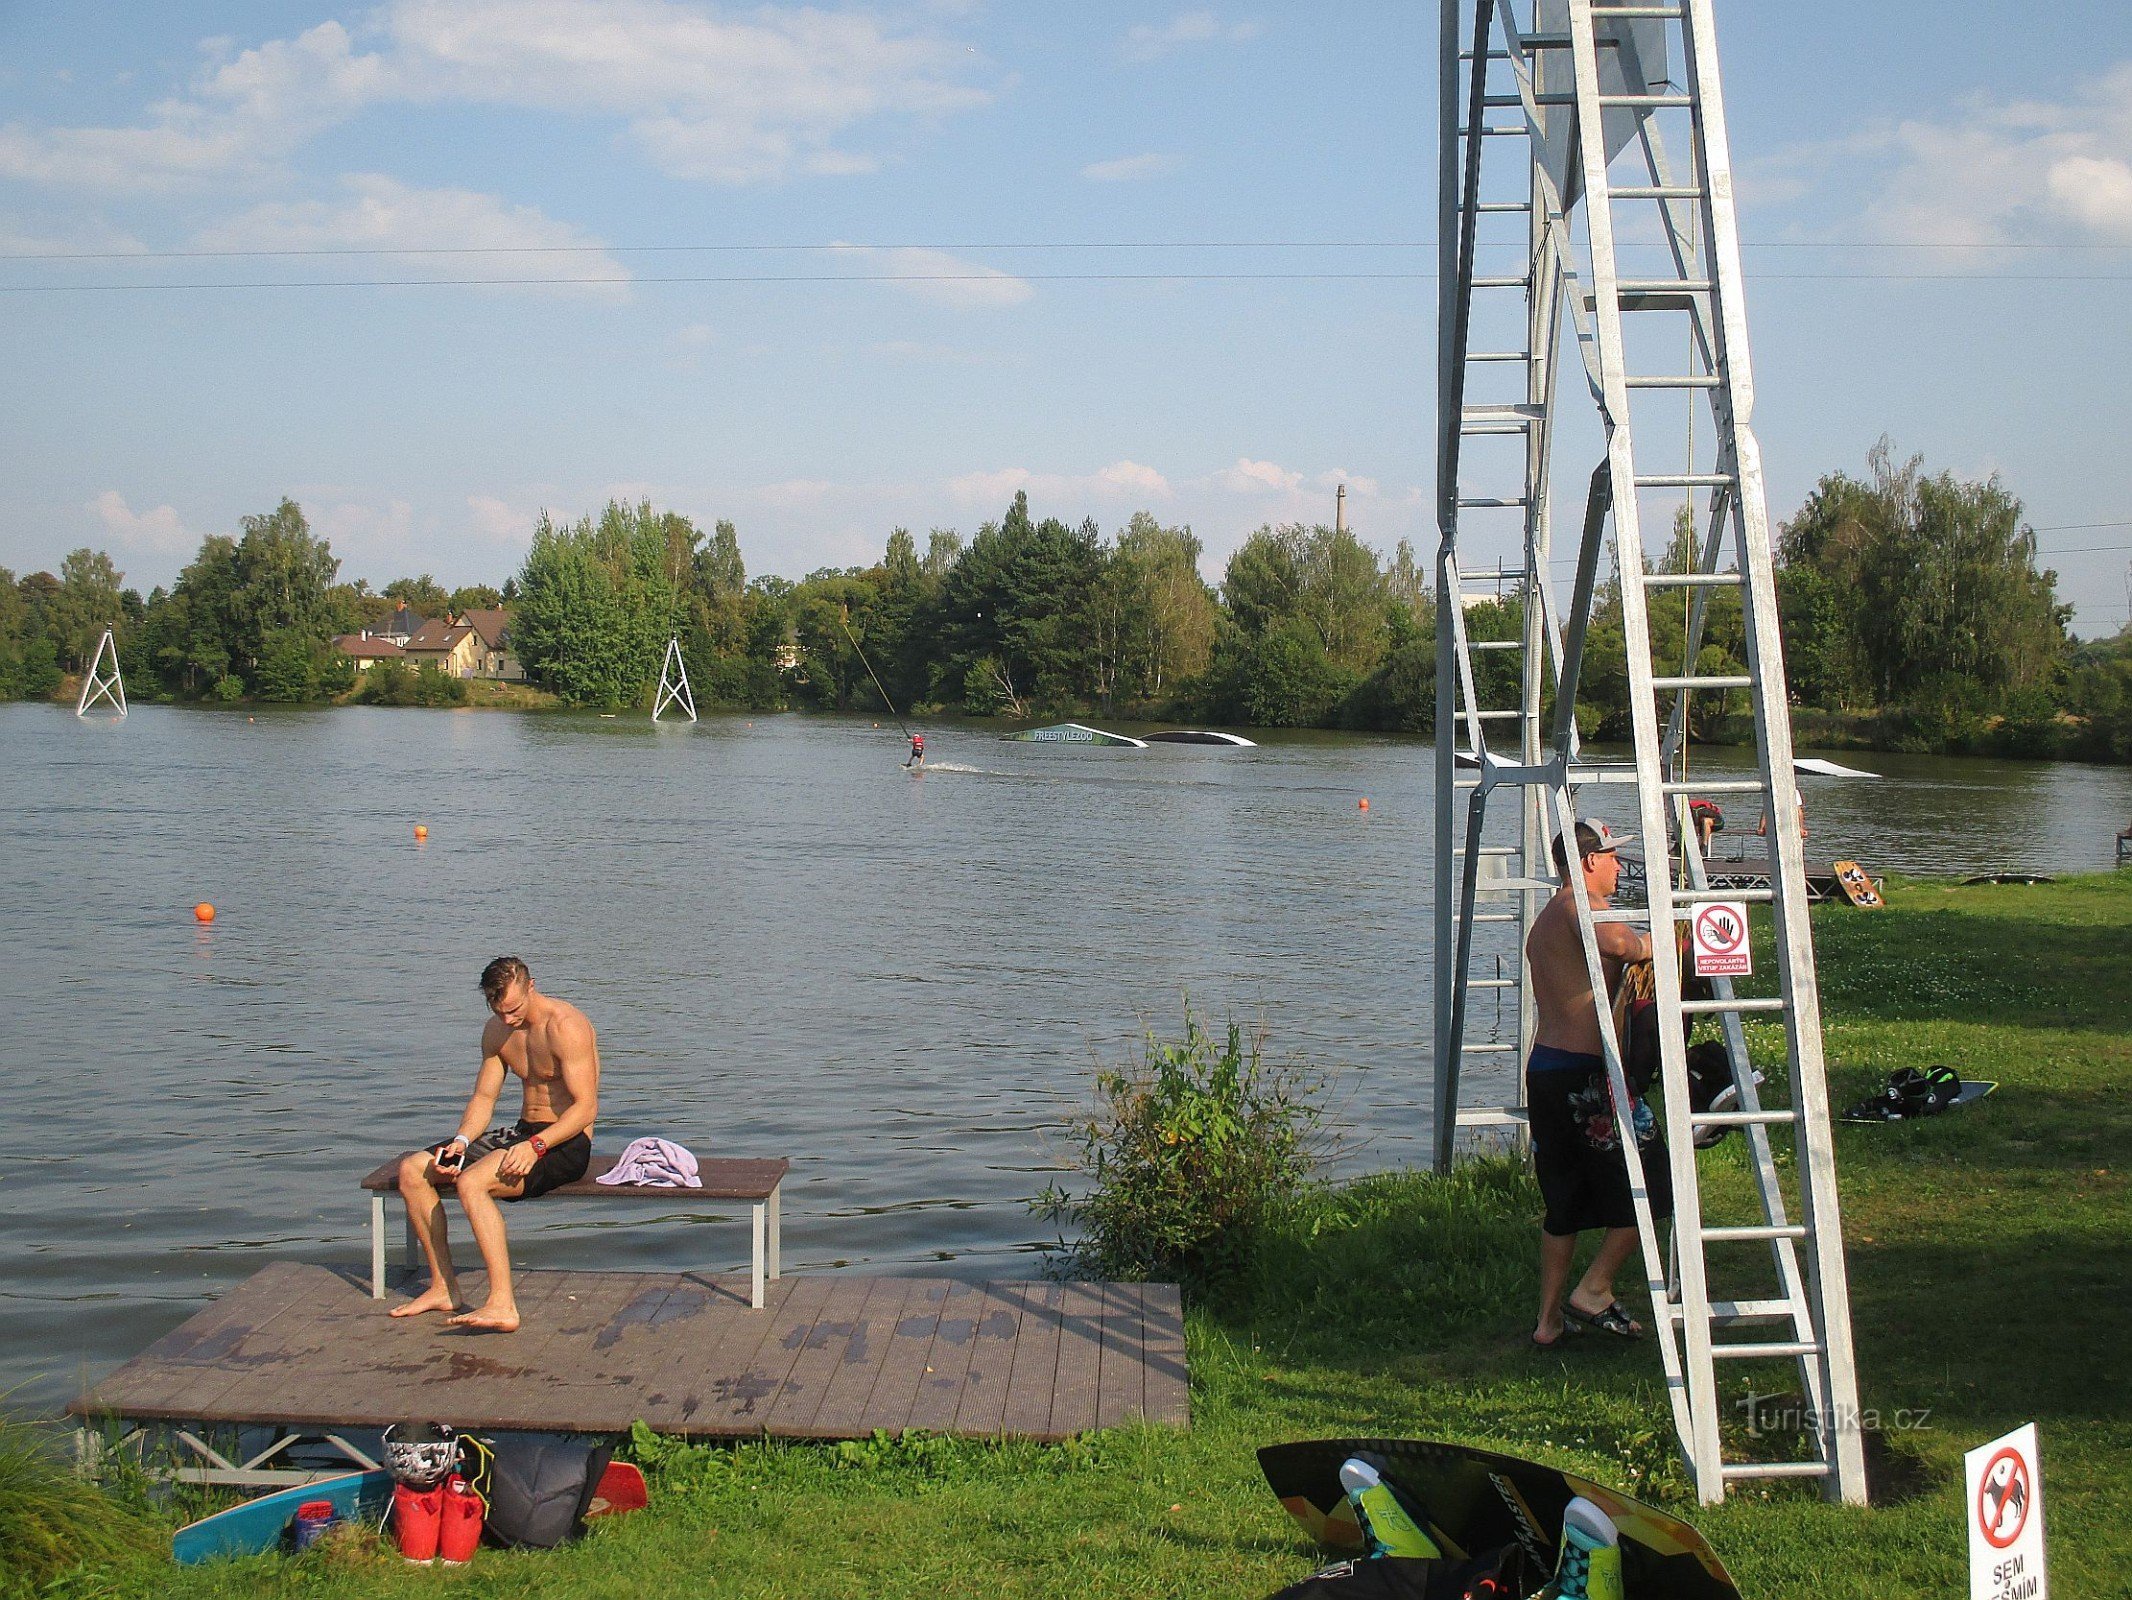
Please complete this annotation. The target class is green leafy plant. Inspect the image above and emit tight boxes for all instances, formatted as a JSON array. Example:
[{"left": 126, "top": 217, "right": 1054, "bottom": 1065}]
[
  {"left": 1038, "top": 1009, "right": 1322, "bottom": 1293},
  {"left": 0, "top": 1419, "right": 150, "bottom": 1596}
]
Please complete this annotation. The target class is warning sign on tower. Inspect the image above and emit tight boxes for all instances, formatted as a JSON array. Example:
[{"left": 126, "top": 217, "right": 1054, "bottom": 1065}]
[{"left": 1690, "top": 901, "right": 1752, "bottom": 978}]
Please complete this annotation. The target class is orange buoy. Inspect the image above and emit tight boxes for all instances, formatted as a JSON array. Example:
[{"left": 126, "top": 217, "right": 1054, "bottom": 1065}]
[
  {"left": 1358, "top": 798, "right": 1370, "bottom": 812},
  {"left": 192, "top": 903, "right": 216, "bottom": 923},
  {"left": 414, "top": 824, "right": 428, "bottom": 840}
]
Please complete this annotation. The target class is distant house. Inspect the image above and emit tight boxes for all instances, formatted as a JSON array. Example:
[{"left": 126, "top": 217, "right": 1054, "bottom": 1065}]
[
  {"left": 376, "top": 605, "right": 425, "bottom": 646},
  {"left": 458, "top": 608, "right": 523, "bottom": 681},
  {"left": 401, "top": 617, "right": 485, "bottom": 678},
  {"left": 331, "top": 632, "right": 407, "bottom": 671}
]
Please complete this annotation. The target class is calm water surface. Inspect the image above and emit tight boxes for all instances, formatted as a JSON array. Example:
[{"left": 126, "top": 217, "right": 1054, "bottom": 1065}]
[{"left": 3, "top": 702, "right": 2128, "bottom": 1413}]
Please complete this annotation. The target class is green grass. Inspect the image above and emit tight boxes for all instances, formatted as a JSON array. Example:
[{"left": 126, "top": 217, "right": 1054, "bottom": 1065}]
[{"left": 15, "top": 875, "right": 2131, "bottom": 1597}]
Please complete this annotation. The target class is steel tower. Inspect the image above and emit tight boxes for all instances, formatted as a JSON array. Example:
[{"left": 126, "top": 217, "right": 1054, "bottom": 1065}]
[{"left": 1430, "top": 0, "right": 1867, "bottom": 1503}]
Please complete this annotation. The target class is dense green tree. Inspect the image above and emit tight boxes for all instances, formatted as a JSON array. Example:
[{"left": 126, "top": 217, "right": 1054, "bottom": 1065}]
[
  {"left": 383, "top": 575, "right": 451, "bottom": 617},
  {"left": 47, "top": 548, "right": 126, "bottom": 670},
  {"left": 228, "top": 500, "right": 343, "bottom": 678},
  {"left": 935, "top": 492, "right": 1103, "bottom": 713},
  {"left": 512, "top": 500, "right": 688, "bottom": 707},
  {"left": 447, "top": 584, "right": 503, "bottom": 614}
]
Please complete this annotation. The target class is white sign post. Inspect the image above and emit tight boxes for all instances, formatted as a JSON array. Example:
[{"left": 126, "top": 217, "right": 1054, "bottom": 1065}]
[
  {"left": 1690, "top": 901, "right": 1752, "bottom": 978},
  {"left": 1967, "top": 1423, "right": 2046, "bottom": 1600}
]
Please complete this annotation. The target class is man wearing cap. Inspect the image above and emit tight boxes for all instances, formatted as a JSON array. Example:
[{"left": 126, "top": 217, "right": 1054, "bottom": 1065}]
[{"left": 1523, "top": 817, "right": 1672, "bottom": 1346}]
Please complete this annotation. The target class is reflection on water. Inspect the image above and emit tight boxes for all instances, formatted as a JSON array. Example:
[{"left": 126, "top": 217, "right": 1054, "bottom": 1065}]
[{"left": 1, "top": 703, "right": 2127, "bottom": 1413}]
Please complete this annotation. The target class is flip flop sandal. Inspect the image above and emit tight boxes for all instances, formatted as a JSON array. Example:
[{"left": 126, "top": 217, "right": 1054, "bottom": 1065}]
[{"left": 1563, "top": 1300, "right": 1643, "bottom": 1340}]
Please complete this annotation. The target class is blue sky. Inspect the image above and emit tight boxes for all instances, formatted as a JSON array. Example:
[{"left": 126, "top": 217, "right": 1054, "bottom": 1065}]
[{"left": 0, "top": 2, "right": 2127, "bottom": 633}]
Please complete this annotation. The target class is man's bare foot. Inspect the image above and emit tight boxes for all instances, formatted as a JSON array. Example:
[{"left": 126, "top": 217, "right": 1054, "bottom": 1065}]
[
  {"left": 447, "top": 1303, "right": 521, "bottom": 1333},
  {"left": 389, "top": 1285, "right": 463, "bottom": 1319}
]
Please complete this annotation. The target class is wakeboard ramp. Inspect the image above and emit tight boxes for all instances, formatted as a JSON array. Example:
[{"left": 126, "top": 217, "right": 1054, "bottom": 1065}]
[{"left": 1258, "top": 1439, "right": 1739, "bottom": 1600}]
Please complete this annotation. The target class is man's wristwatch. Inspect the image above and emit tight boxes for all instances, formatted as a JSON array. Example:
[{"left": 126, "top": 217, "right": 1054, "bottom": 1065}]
[{"left": 529, "top": 1135, "right": 549, "bottom": 1158}]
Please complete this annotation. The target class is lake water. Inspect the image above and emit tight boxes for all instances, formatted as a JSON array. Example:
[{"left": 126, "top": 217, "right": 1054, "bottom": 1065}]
[{"left": 4, "top": 702, "right": 2128, "bottom": 1416}]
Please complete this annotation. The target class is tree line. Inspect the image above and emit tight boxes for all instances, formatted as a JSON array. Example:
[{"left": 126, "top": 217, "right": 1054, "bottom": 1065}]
[{"left": 3, "top": 447, "right": 2127, "bottom": 762}]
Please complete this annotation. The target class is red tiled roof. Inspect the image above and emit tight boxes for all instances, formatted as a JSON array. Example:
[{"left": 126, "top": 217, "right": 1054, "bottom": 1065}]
[
  {"left": 402, "top": 619, "right": 474, "bottom": 653},
  {"left": 460, "top": 608, "right": 511, "bottom": 650},
  {"left": 332, "top": 634, "right": 405, "bottom": 658}
]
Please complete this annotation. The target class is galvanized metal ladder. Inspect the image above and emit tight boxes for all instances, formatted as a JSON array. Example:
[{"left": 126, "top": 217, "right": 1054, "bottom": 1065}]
[{"left": 1430, "top": 0, "right": 1867, "bottom": 1504}]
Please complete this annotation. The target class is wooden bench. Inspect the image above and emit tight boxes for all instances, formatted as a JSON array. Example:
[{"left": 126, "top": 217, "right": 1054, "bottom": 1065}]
[{"left": 361, "top": 1154, "right": 788, "bottom": 1309}]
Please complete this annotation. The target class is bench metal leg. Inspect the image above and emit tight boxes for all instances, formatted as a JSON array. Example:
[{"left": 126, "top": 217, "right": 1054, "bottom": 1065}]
[
  {"left": 768, "top": 1183, "right": 781, "bottom": 1281},
  {"left": 370, "top": 1195, "right": 386, "bottom": 1298},
  {"left": 750, "top": 1202, "right": 766, "bottom": 1309},
  {"left": 403, "top": 1206, "right": 421, "bottom": 1281}
]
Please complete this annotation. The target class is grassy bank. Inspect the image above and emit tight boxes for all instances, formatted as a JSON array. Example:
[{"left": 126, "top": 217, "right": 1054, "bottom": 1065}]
[{"left": 13, "top": 876, "right": 2129, "bottom": 1599}]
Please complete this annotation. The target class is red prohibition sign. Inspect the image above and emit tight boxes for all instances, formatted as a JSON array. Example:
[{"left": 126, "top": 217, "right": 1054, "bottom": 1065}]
[
  {"left": 1975, "top": 1448, "right": 2031, "bottom": 1549},
  {"left": 1694, "top": 904, "right": 1745, "bottom": 954}
]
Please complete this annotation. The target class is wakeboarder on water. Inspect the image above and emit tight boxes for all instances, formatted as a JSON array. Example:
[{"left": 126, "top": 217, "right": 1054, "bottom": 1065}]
[
  {"left": 389, "top": 956, "right": 599, "bottom": 1332},
  {"left": 906, "top": 732, "right": 925, "bottom": 768}
]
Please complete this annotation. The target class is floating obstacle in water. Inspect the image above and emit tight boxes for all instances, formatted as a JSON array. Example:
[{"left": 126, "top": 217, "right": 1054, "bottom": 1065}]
[
  {"left": 1001, "top": 722, "right": 1147, "bottom": 748},
  {"left": 1144, "top": 729, "right": 1256, "bottom": 747}
]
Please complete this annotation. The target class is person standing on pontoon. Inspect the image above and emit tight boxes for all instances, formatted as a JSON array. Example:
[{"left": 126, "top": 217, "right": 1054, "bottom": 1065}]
[{"left": 389, "top": 956, "right": 599, "bottom": 1333}]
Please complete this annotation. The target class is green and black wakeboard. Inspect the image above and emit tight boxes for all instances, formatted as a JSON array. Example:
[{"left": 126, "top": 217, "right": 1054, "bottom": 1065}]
[{"left": 1257, "top": 1438, "right": 1739, "bottom": 1600}]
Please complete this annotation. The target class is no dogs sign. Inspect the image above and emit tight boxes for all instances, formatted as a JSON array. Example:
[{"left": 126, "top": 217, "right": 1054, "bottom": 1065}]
[
  {"left": 1690, "top": 901, "right": 1752, "bottom": 977},
  {"left": 1967, "top": 1423, "right": 2047, "bottom": 1600}
]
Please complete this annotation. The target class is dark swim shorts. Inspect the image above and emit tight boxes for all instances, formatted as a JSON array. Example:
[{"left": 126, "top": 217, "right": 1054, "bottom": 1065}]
[
  {"left": 1526, "top": 1043, "right": 1673, "bottom": 1237},
  {"left": 465, "top": 1119, "right": 592, "bottom": 1201}
]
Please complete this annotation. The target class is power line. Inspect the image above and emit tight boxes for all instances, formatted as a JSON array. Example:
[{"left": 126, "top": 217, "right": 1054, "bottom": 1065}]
[
  {"left": 4, "top": 237, "right": 2129, "bottom": 263},
  {"left": 9, "top": 269, "right": 2132, "bottom": 294}
]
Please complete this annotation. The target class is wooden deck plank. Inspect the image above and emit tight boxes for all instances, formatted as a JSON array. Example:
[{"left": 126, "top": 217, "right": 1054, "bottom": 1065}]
[
  {"left": 1094, "top": 1283, "right": 1147, "bottom": 1429},
  {"left": 854, "top": 1278, "right": 952, "bottom": 1435},
  {"left": 902, "top": 1281, "right": 992, "bottom": 1434},
  {"left": 681, "top": 1273, "right": 838, "bottom": 1431},
  {"left": 628, "top": 1273, "right": 790, "bottom": 1432},
  {"left": 806, "top": 1277, "right": 916, "bottom": 1440},
  {"left": 72, "top": 1264, "right": 1188, "bottom": 1442},
  {"left": 763, "top": 1275, "right": 886, "bottom": 1437},
  {"left": 995, "top": 1280, "right": 1067, "bottom": 1438},
  {"left": 1139, "top": 1283, "right": 1190, "bottom": 1428},
  {"left": 1044, "top": 1281, "right": 1109, "bottom": 1437},
  {"left": 949, "top": 1282, "right": 1030, "bottom": 1437},
  {"left": 133, "top": 1264, "right": 366, "bottom": 1423}
]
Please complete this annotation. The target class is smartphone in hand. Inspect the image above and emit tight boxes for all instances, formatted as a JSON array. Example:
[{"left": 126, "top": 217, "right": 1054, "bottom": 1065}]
[{"left": 429, "top": 1138, "right": 467, "bottom": 1174}]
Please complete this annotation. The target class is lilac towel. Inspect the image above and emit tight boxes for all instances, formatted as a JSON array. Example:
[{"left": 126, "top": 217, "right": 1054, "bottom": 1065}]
[{"left": 595, "top": 1136, "right": 701, "bottom": 1189}]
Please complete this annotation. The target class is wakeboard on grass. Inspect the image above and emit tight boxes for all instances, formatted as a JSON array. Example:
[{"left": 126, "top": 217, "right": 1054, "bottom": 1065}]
[
  {"left": 1831, "top": 859, "right": 1884, "bottom": 909},
  {"left": 172, "top": 1469, "right": 392, "bottom": 1565},
  {"left": 1000, "top": 721, "right": 1148, "bottom": 747},
  {"left": 1841, "top": 1068, "right": 1996, "bottom": 1124},
  {"left": 1258, "top": 1439, "right": 1738, "bottom": 1600}
]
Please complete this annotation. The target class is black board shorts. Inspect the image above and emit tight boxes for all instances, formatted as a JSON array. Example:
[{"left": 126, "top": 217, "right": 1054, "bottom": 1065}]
[
  {"left": 465, "top": 1120, "right": 592, "bottom": 1201},
  {"left": 1526, "top": 1044, "right": 1673, "bottom": 1236}
]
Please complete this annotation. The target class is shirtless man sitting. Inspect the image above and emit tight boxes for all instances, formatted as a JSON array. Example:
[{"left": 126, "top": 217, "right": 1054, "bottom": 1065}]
[
  {"left": 390, "top": 955, "right": 599, "bottom": 1332},
  {"left": 1523, "top": 818, "right": 1668, "bottom": 1349}
]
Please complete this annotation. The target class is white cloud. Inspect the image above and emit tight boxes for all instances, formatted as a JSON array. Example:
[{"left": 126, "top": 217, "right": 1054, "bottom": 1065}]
[
  {"left": 313, "top": 497, "right": 417, "bottom": 559},
  {"left": 1218, "top": 456, "right": 1303, "bottom": 494},
  {"left": 1097, "top": 460, "right": 1172, "bottom": 496},
  {"left": 1124, "top": 10, "right": 1262, "bottom": 63},
  {"left": 192, "top": 174, "right": 631, "bottom": 296},
  {"left": 1080, "top": 151, "right": 1181, "bottom": 182},
  {"left": 86, "top": 490, "right": 201, "bottom": 555},
  {"left": 1765, "top": 60, "right": 2132, "bottom": 249},
  {"left": 831, "top": 243, "right": 1033, "bottom": 308},
  {"left": 0, "top": 2, "right": 997, "bottom": 193},
  {"left": 467, "top": 495, "right": 536, "bottom": 544}
]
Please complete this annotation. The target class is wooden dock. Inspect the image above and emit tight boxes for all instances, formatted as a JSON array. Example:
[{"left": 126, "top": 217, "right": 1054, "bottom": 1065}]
[{"left": 69, "top": 1262, "right": 1187, "bottom": 1442}]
